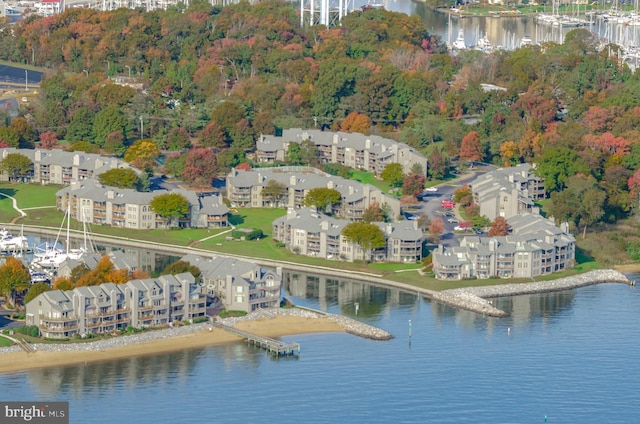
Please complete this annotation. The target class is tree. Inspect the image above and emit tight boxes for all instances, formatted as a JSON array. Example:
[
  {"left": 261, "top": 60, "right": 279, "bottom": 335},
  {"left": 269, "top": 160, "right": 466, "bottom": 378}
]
[
  {"left": 428, "top": 149, "right": 448, "bottom": 179},
  {"left": 103, "top": 131, "right": 126, "bottom": 155},
  {"left": 340, "top": 112, "right": 371, "bottom": 133},
  {"left": 0, "top": 153, "right": 32, "bottom": 182},
  {"left": 428, "top": 217, "right": 444, "bottom": 243},
  {"left": 39, "top": 131, "right": 59, "bottom": 149},
  {"left": 402, "top": 174, "right": 426, "bottom": 198},
  {"left": 535, "top": 147, "right": 590, "bottom": 192},
  {"left": 98, "top": 168, "right": 140, "bottom": 189},
  {"left": 163, "top": 260, "right": 201, "bottom": 279},
  {"left": 24, "top": 282, "right": 51, "bottom": 305},
  {"left": 342, "top": 222, "right": 387, "bottom": 263},
  {"left": 181, "top": 148, "right": 219, "bottom": 187},
  {"left": 488, "top": 216, "right": 509, "bottom": 237},
  {"left": 261, "top": 179, "right": 287, "bottom": 207},
  {"left": 286, "top": 142, "right": 303, "bottom": 165},
  {"left": 362, "top": 202, "right": 388, "bottom": 223},
  {"left": 0, "top": 257, "right": 31, "bottom": 307},
  {"left": 549, "top": 174, "right": 606, "bottom": 238},
  {"left": 164, "top": 127, "right": 192, "bottom": 151},
  {"left": 124, "top": 139, "right": 160, "bottom": 170},
  {"left": 454, "top": 184, "right": 473, "bottom": 207},
  {"left": 381, "top": 163, "right": 404, "bottom": 187},
  {"left": 150, "top": 193, "right": 190, "bottom": 227},
  {"left": 459, "top": 131, "right": 483, "bottom": 162},
  {"left": 164, "top": 153, "right": 186, "bottom": 177},
  {"left": 93, "top": 105, "right": 130, "bottom": 145},
  {"left": 303, "top": 187, "right": 341, "bottom": 212},
  {"left": 299, "top": 140, "right": 319, "bottom": 166}
]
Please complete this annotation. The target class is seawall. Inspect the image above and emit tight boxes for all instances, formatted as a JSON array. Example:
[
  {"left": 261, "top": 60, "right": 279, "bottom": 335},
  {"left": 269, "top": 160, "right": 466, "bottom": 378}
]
[{"left": 9, "top": 224, "right": 634, "bottom": 318}]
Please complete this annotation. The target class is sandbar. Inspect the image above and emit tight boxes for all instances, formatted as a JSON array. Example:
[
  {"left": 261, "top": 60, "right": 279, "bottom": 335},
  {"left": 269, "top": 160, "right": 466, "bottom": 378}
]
[{"left": 0, "top": 315, "right": 344, "bottom": 375}]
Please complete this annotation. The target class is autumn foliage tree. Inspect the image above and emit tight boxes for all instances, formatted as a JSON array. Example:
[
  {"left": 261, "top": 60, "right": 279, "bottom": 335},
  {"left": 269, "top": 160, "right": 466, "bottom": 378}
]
[
  {"left": 341, "top": 222, "right": 386, "bottom": 263},
  {"left": 339, "top": 112, "right": 371, "bottom": 133},
  {"left": 459, "top": 131, "right": 483, "bottom": 163},
  {"left": 0, "top": 257, "right": 31, "bottom": 306},
  {"left": 181, "top": 148, "right": 219, "bottom": 187},
  {"left": 38, "top": 131, "right": 59, "bottom": 149},
  {"left": 402, "top": 173, "right": 426, "bottom": 198},
  {"left": 488, "top": 216, "right": 509, "bottom": 237},
  {"left": 428, "top": 217, "right": 444, "bottom": 243}
]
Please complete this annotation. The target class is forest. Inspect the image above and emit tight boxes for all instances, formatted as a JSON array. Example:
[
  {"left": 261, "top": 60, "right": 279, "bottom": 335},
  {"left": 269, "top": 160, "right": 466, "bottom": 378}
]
[{"left": 2, "top": 0, "right": 640, "bottom": 264}]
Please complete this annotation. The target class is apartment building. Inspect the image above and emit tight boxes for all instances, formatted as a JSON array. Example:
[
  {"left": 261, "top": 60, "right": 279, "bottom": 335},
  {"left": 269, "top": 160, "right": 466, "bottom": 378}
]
[
  {"left": 272, "top": 207, "right": 423, "bottom": 263},
  {"left": 431, "top": 214, "right": 575, "bottom": 280},
  {"left": 56, "top": 179, "right": 228, "bottom": 229},
  {"left": 257, "top": 129, "right": 428, "bottom": 176},
  {"left": 180, "top": 254, "right": 282, "bottom": 312},
  {"left": 26, "top": 273, "right": 207, "bottom": 339},
  {"left": 0, "top": 148, "right": 137, "bottom": 185},
  {"left": 226, "top": 166, "right": 401, "bottom": 222},
  {"left": 470, "top": 163, "right": 545, "bottom": 221}
]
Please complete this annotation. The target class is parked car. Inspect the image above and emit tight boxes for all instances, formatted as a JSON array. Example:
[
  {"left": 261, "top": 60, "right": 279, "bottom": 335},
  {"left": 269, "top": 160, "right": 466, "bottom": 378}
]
[
  {"left": 454, "top": 225, "right": 470, "bottom": 231},
  {"left": 448, "top": 218, "right": 459, "bottom": 224},
  {"left": 425, "top": 187, "right": 438, "bottom": 192}
]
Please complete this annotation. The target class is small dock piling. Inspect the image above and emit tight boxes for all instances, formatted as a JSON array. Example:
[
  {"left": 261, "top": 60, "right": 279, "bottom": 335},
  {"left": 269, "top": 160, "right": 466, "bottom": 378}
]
[{"left": 213, "top": 323, "right": 300, "bottom": 356}]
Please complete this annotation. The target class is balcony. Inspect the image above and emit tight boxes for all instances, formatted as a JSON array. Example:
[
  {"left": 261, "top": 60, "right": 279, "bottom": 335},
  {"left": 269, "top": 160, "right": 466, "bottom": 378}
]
[{"left": 39, "top": 314, "right": 78, "bottom": 322}]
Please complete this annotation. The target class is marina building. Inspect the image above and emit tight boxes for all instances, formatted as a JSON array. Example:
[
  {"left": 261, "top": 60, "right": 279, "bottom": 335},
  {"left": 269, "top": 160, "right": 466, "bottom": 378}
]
[{"left": 257, "top": 129, "right": 427, "bottom": 176}]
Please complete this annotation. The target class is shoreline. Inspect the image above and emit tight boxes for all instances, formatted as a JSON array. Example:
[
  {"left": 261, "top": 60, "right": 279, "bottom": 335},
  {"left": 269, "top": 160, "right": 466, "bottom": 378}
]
[{"left": 0, "top": 308, "right": 392, "bottom": 375}]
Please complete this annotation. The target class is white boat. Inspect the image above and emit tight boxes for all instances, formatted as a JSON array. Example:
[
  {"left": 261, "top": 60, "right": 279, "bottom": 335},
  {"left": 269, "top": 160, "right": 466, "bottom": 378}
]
[
  {"left": 520, "top": 35, "right": 535, "bottom": 47},
  {"left": 475, "top": 33, "right": 493, "bottom": 52},
  {"left": 0, "top": 228, "right": 28, "bottom": 252},
  {"left": 452, "top": 29, "right": 467, "bottom": 50},
  {"left": 31, "top": 205, "right": 94, "bottom": 269}
]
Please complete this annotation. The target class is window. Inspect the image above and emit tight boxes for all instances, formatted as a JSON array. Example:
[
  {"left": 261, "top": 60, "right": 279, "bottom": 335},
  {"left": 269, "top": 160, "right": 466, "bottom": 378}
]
[
  {"left": 236, "top": 286, "right": 243, "bottom": 293},
  {"left": 235, "top": 296, "right": 243, "bottom": 303}
]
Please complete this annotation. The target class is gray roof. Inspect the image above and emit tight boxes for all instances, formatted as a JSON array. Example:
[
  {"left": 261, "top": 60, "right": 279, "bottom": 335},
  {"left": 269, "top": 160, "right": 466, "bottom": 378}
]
[{"left": 0, "top": 148, "right": 138, "bottom": 175}]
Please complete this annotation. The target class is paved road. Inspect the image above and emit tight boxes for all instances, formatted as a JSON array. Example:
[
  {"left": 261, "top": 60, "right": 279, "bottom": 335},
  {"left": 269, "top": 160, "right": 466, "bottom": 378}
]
[{"left": 408, "top": 163, "right": 496, "bottom": 248}]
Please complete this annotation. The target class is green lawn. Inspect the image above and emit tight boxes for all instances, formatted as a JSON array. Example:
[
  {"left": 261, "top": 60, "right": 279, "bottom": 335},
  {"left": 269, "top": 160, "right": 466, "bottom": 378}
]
[
  {"left": 0, "top": 183, "right": 60, "bottom": 209},
  {"left": 351, "top": 170, "right": 396, "bottom": 195},
  {"left": 0, "top": 337, "right": 14, "bottom": 347}
]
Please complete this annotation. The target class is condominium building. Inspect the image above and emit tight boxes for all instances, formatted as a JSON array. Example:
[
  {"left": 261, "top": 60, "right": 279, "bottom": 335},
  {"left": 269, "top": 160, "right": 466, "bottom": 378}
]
[
  {"left": 226, "top": 166, "right": 401, "bottom": 222},
  {"left": 431, "top": 214, "right": 575, "bottom": 280},
  {"left": 26, "top": 273, "right": 207, "bottom": 339},
  {"left": 0, "top": 148, "right": 137, "bottom": 185},
  {"left": 56, "top": 179, "right": 228, "bottom": 229},
  {"left": 180, "top": 254, "right": 282, "bottom": 312},
  {"left": 272, "top": 207, "right": 423, "bottom": 263},
  {"left": 257, "top": 129, "right": 428, "bottom": 176},
  {"left": 470, "top": 163, "right": 545, "bottom": 221}
]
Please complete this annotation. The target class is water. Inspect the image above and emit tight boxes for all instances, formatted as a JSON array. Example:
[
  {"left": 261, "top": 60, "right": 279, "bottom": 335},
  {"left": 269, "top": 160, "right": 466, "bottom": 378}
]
[{"left": 1, "top": 272, "right": 639, "bottom": 423}]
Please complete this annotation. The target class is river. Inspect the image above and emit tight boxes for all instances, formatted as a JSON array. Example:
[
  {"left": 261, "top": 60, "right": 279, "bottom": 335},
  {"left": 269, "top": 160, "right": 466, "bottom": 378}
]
[{"left": 0, "top": 269, "right": 638, "bottom": 423}]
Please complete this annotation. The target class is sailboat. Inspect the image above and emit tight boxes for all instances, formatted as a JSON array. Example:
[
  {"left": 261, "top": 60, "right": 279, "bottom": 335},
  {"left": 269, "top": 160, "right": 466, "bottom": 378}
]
[
  {"left": 31, "top": 205, "right": 92, "bottom": 269},
  {"left": 452, "top": 28, "right": 467, "bottom": 50}
]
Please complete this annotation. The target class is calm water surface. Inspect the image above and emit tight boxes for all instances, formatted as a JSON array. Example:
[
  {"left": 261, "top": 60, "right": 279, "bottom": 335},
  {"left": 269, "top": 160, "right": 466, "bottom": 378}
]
[{"left": 1, "top": 275, "right": 639, "bottom": 423}]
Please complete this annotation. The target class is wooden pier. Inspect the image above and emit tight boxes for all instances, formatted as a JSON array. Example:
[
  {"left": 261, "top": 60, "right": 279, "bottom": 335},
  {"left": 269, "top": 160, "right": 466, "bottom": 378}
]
[{"left": 213, "top": 323, "right": 300, "bottom": 356}]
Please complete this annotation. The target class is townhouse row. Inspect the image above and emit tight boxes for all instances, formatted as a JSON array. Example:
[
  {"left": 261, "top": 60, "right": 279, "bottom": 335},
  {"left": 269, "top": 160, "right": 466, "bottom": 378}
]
[
  {"left": 257, "top": 129, "right": 428, "bottom": 176},
  {"left": 26, "top": 273, "right": 207, "bottom": 339},
  {"left": 226, "top": 166, "right": 402, "bottom": 222},
  {"left": 272, "top": 207, "right": 424, "bottom": 263},
  {"left": 56, "top": 179, "right": 229, "bottom": 229},
  {"left": 0, "top": 148, "right": 136, "bottom": 185},
  {"left": 26, "top": 254, "right": 284, "bottom": 338}
]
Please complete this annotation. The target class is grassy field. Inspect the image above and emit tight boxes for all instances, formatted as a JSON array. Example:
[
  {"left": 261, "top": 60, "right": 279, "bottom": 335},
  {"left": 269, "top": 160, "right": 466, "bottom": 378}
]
[
  {"left": 0, "top": 337, "right": 14, "bottom": 347},
  {"left": 351, "top": 170, "right": 396, "bottom": 196}
]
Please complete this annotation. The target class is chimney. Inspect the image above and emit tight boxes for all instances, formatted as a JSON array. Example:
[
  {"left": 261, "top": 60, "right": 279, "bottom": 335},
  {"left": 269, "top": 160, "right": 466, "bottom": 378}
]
[
  {"left": 35, "top": 150, "right": 42, "bottom": 162},
  {"left": 365, "top": 139, "right": 371, "bottom": 149},
  {"left": 290, "top": 175, "right": 296, "bottom": 186},
  {"left": 333, "top": 134, "right": 339, "bottom": 144},
  {"left": 327, "top": 180, "right": 334, "bottom": 189},
  {"left": 348, "top": 186, "right": 354, "bottom": 195},
  {"left": 321, "top": 221, "right": 329, "bottom": 230},
  {"left": 386, "top": 223, "right": 393, "bottom": 235},
  {"left": 107, "top": 190, "right": 115, "bottom": 199},
  {"left": 73, "top": 154, "right": 80, "bottom": 166}
]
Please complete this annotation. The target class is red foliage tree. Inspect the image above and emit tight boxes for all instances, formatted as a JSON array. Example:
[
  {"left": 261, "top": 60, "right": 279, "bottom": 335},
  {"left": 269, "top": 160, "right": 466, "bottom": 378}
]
[
  {"left": 39, "top": 131, "right": 59, "bottom": 149},
  {"left": 459, "top": 131, "right": 483, "bottom": 162},
  {"left": 181, "top": 148, "right": 219, "bottom": 187},
  {"left": 402, "top": 173, "right": 426, "bottom": 198}
]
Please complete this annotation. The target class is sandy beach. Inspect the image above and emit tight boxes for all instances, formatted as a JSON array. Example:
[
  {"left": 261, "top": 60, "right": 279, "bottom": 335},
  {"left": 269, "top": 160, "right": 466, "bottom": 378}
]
[{"left": 0, "top": 315, "right": 344, "bottom": 375}]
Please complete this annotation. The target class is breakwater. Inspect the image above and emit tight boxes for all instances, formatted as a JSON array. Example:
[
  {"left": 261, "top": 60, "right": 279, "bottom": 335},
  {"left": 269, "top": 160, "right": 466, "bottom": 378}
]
[
  {"left": 432, "top": 269, "right": 632, "bottom": 318},
  {"left": 219, "top": 307, "right": 394, "bottom": 341}
]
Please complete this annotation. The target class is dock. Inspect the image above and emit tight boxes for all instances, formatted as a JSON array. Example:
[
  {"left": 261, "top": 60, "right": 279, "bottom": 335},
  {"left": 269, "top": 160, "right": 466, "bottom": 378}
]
[{"left": 213, "top": 323, "right": 300, "bottom": 356}]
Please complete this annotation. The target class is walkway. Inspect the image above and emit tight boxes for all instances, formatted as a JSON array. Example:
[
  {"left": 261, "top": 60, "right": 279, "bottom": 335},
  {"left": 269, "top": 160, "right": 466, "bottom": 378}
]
[{"left": 0, "top": 193, "right": 26, "bottom": 220}]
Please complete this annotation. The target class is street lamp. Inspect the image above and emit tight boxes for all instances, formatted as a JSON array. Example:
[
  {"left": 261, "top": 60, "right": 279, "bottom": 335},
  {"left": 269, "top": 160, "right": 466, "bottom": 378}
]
[
  {"left": 24, "top": 70, "right": 27, "bottom": 91},
  {"left": 125, "top": 65, "right": 131, "bottom": 78},
  {"left": 31, "top": 47, "right": 35, "bottom": 65}
]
